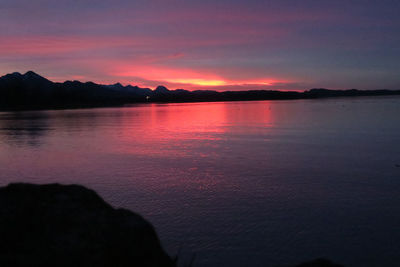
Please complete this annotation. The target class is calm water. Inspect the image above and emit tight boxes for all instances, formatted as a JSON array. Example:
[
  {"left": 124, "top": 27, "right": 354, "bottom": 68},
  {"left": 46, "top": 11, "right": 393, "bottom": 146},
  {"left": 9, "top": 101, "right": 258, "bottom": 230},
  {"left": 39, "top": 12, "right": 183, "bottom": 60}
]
[{"left": 1, "top": 98, "right": 400, "bottom": 267}]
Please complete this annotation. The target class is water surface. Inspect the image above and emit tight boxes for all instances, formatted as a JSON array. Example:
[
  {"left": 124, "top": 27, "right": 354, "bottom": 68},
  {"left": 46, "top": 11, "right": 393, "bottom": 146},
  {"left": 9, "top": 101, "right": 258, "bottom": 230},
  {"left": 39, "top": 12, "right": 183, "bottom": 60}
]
[{"left": 1, "top": 97, "right": 400, "bottom": 266}]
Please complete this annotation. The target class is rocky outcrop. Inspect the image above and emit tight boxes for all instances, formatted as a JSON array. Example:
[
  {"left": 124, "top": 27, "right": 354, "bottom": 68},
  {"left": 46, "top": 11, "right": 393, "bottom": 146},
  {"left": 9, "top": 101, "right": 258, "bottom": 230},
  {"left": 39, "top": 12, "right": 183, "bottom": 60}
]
[
  {"left": 294, "top": 258, "right": 344, "bottom": 267},
  {"left": 0, "top": 183, "right": 175, "bottom": 267}
]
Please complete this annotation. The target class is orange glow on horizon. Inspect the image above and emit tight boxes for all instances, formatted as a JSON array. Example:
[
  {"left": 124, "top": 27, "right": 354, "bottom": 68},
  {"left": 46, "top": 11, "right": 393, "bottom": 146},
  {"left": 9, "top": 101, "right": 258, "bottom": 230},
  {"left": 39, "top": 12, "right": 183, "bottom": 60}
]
[
  {"left": 165, "top": 78, "right": 228, "bottom": 86},
  {"left": 114, "top": 67, "right": 283, "bottom": 89}
]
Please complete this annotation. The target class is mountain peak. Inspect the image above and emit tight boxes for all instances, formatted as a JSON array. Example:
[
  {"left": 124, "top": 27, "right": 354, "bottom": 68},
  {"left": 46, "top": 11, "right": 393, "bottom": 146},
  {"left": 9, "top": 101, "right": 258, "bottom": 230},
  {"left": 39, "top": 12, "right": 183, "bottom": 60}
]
[
  {"left": 11, "top": 72, "right": 23, "bottom": 76},
  {"left": 154, "top": 85, "right": 169, "bottom": 93},
  {"left": 24, "top": 71, "right": 42, "bottom": 78},
  {"left": 113, "top": 82, "right": 123, "bottom": 87},
  {"left": 21, "top": 71, "right": 51, "bottom": 83},
  {"left": 1, "top": 72, "right": 22, "bottom": 78},
  {"left": 1, "top": 71, "right": 44, "bottom": 81}
]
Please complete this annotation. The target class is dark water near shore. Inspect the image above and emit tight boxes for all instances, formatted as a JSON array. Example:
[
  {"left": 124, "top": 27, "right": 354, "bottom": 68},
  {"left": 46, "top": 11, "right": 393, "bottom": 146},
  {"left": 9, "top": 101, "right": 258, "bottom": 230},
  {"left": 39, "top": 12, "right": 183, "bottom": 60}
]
[{"left": 1, "top": 97, "right": 400, "bottom": 267}]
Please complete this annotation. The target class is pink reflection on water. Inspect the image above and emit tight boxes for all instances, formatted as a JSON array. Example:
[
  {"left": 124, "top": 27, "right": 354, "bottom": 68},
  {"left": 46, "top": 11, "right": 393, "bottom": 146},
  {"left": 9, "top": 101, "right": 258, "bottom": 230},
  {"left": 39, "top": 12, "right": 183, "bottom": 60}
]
[
  {"left": 115, "top": 101, "right": 274, "bottom": 157},
  {"left": 0, "top": 101, "right": 276, "bottom": 194}
]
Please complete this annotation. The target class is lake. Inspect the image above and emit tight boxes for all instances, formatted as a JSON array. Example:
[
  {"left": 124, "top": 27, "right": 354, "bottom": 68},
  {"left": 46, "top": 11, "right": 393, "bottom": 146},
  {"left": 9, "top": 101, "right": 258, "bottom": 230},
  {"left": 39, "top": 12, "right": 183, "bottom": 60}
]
[{"left": 1, "top": 97, "right": 400, "bottom": 267}]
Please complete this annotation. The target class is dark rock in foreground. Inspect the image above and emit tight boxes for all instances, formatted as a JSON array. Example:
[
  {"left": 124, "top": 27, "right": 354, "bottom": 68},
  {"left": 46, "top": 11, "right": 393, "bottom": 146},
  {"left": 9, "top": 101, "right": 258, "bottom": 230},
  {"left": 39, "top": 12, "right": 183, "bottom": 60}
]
[
  {"left": 294, "top": 258, "right": 344, "bottom": 267},
  {"left": 0, "top": 183, "right": 174, "bottom": 267}
]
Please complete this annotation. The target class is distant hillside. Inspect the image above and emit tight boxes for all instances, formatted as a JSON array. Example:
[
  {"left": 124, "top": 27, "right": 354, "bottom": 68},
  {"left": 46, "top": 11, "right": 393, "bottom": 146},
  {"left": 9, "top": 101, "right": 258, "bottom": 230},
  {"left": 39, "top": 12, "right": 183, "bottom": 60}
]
[{"left": 1, "top": 71, "right": 399, "bottom": 110}]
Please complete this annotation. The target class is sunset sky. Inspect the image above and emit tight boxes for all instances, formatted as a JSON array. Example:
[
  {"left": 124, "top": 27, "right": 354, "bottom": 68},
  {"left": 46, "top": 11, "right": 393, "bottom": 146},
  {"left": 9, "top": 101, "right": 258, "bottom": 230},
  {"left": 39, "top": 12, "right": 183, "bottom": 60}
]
[{"left": 1, "top": 0, "right": 400, "bottom": 91}]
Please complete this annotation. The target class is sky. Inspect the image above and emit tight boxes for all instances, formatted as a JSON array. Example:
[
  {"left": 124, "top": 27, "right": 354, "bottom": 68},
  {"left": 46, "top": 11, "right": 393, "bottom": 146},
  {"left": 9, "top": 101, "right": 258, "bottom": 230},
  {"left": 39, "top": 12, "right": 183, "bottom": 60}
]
[{"left": 1, "top": 0, "right": 400, "bottom": 91}]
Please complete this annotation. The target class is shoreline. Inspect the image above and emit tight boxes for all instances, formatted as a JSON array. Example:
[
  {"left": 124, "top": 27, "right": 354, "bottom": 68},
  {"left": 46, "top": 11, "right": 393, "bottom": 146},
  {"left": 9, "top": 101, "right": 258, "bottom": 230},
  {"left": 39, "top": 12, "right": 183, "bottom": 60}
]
[{"left": 1, "top": 92, "right": 399, "bottom": 113}]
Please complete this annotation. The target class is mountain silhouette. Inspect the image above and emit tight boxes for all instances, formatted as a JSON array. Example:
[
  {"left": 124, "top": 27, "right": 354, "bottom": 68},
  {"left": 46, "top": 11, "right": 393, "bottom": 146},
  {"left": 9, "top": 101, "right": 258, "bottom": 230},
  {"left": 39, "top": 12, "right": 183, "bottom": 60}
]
[
  {"left": 154, "top": 85, "right": 170, "bottom": 94},
  {"left": 0, "top": 71, "right": 399, "bottom": 111}
]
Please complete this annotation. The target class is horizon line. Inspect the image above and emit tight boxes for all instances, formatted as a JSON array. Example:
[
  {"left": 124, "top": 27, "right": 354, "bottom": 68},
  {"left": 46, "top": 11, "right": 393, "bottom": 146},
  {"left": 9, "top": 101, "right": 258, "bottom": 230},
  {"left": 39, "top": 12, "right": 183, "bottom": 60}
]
[{"left": 3, "top": 70, "right": 392, "bottom": 93}]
